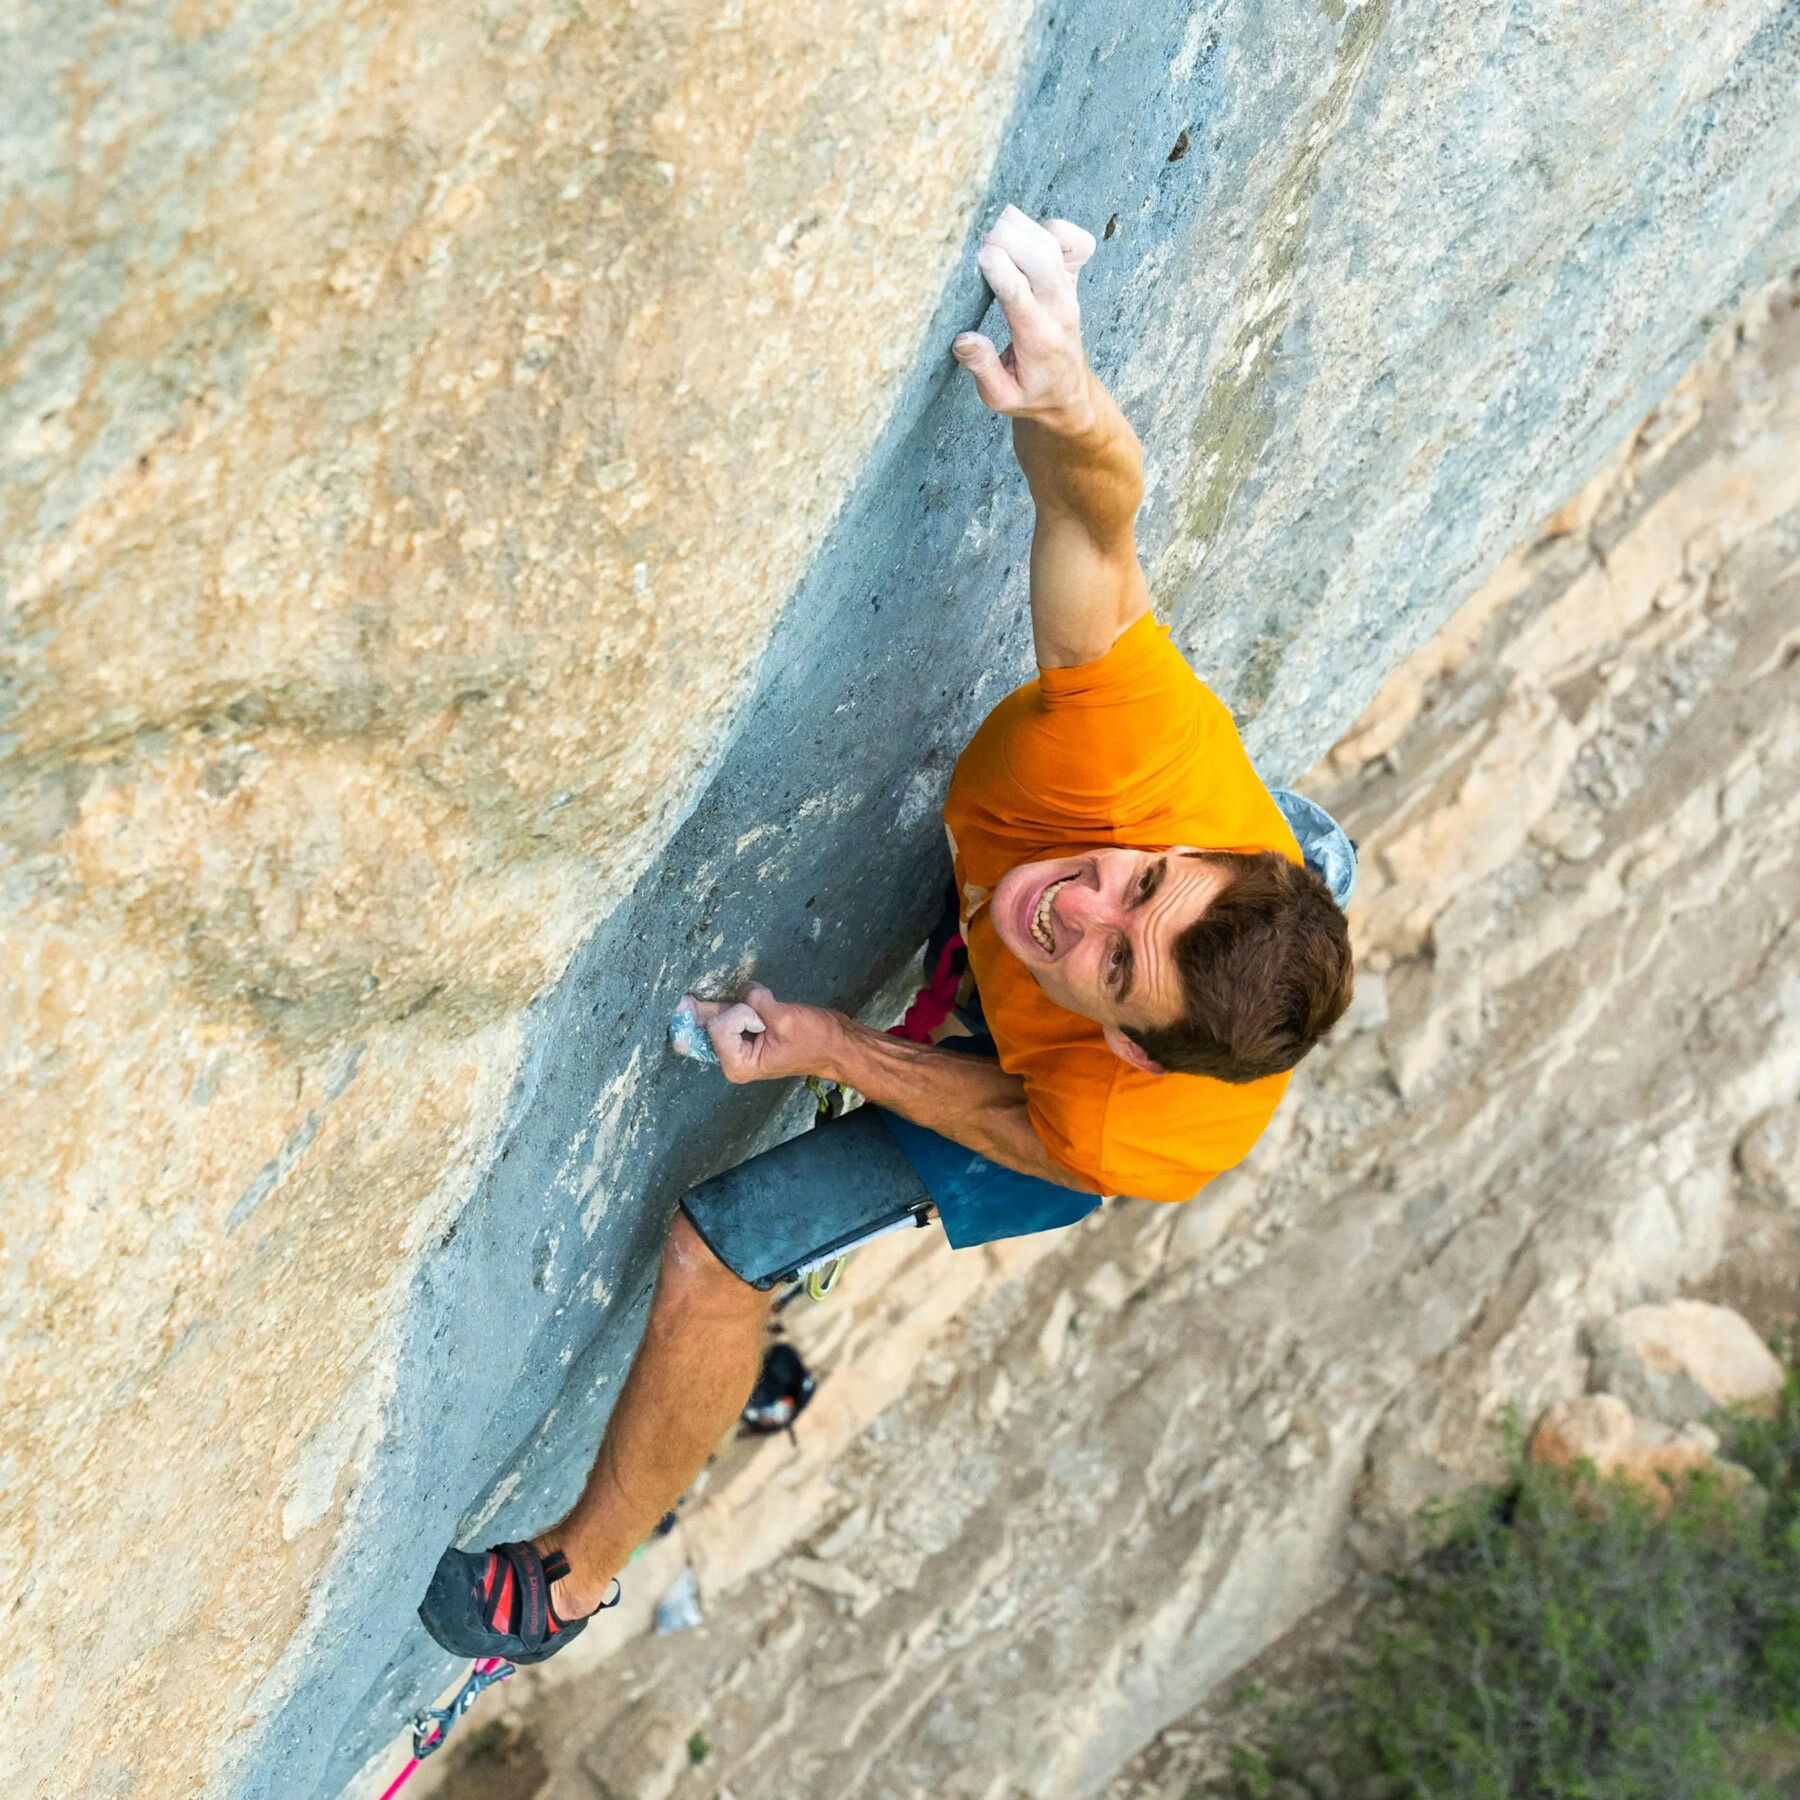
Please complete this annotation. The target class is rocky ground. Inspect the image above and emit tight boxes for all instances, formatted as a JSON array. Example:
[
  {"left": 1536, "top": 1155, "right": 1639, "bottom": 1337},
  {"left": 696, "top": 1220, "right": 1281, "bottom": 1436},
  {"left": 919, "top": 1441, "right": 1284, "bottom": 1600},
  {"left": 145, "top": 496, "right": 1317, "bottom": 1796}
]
[{"left": 405, "top": 272, "right": 1800, "bottom": 1800}]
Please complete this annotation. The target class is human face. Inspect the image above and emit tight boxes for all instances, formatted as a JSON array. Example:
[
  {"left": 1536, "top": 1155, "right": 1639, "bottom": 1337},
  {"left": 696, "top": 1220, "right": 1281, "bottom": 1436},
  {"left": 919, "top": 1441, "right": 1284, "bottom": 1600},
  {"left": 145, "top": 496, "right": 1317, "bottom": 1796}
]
[{"left": 988, "top": 847, "right": 1228, "bottom": 1049}]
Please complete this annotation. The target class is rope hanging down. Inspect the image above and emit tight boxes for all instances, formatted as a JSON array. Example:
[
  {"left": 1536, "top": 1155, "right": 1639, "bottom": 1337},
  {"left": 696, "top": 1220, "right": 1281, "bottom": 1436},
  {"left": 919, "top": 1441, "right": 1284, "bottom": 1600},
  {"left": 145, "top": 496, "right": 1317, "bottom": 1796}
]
[{"left": 376, "top": 1656, "right": 516, "bottom": 1800}]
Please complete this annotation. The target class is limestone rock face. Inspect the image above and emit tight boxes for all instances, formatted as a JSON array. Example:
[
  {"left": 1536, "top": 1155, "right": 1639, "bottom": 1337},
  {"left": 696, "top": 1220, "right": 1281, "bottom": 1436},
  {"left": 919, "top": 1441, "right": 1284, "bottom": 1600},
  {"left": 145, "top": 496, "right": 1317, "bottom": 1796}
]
[
  {"left": 6, "top": 3, "right": 1800, "bottom": 1797},
  {"left": 1590, "top": 1300, "right": 1786, "bottom": 1425},
  {"left": 6, "top": 7, "right": 1034, "bottom": 1796}
]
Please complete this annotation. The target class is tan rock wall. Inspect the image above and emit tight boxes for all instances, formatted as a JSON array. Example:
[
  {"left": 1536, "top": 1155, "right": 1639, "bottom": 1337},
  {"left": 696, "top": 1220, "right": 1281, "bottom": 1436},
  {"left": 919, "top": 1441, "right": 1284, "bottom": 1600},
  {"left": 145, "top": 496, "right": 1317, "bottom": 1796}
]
[{"left": 2, "top": 5, "right": 1029, "bottom": 1793}]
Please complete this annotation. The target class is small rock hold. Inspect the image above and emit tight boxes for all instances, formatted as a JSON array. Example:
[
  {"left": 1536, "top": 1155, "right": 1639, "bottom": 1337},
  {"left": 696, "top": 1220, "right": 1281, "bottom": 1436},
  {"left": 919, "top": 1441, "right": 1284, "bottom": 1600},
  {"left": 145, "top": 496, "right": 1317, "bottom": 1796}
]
[{"left": 1589, "top": 1299, "right": 1784, "bottom": 1425}]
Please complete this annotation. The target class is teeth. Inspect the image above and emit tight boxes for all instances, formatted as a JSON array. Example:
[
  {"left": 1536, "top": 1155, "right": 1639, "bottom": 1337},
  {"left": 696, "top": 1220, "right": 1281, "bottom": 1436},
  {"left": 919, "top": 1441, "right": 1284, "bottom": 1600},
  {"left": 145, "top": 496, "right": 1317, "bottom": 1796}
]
[{"left": 1032, "top": 878, "right": 1071, "bottom": 953}]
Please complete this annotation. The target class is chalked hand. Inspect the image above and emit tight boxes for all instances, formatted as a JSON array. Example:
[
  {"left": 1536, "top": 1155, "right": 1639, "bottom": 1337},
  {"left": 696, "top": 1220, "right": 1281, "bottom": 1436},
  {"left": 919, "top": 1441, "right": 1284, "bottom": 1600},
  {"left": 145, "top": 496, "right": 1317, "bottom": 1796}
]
[
  {"left": 952, "top": 205, "right": 1096, "bottom": 427},
  {"left": 669, "top": 999, "right": 725, "bottom": 1067},
  {"left": 678, "top": 985, "right": 841, "bottom": 1085}
]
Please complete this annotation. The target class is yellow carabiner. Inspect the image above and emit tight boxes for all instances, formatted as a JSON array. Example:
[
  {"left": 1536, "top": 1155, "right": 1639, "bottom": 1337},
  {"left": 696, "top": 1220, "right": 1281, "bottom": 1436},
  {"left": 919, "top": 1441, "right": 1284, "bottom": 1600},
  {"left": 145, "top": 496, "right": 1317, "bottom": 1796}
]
[{"left": 806, "top": 1255, "right": 849, "bottom": 1302}]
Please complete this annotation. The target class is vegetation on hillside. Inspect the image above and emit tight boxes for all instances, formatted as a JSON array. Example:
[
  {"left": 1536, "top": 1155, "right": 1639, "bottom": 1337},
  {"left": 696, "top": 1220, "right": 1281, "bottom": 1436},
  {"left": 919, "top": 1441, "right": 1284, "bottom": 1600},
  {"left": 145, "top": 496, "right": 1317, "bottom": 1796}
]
[{"left": 1213, "top": 1376, "right": 1800, "bottom": 1800}]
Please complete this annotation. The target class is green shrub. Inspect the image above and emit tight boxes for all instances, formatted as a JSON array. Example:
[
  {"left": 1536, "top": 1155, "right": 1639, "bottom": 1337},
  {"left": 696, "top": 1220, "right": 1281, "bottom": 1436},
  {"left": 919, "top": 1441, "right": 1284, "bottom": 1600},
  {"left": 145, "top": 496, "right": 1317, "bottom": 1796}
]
[{"left": 1218, "top": 1377, "right": 1800, "bottom": 1800}]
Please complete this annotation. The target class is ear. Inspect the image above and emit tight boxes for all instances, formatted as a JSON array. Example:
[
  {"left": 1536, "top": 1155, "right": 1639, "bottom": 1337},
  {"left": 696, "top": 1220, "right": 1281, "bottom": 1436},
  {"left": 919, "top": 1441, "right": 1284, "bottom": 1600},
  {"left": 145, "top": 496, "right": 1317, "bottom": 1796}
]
[{"left": 1102, "top": 1024, "right": 1165, "bottom": 1076}]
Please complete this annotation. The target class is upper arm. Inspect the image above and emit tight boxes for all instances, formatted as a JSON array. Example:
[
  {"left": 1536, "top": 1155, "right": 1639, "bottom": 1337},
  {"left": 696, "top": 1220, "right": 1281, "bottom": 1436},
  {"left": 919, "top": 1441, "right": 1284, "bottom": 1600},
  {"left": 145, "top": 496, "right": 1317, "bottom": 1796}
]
[{"left": 984, "top": 1089, "right": 1106, "bottom": 1191}]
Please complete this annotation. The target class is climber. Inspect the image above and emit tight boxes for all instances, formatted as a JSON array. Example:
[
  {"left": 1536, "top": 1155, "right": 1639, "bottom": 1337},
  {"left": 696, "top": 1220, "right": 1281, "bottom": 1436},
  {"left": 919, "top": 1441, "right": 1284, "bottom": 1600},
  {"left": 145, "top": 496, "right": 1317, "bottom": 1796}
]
[{"left": 419, "top": 205, "right": 1355, "bottom": 1665}]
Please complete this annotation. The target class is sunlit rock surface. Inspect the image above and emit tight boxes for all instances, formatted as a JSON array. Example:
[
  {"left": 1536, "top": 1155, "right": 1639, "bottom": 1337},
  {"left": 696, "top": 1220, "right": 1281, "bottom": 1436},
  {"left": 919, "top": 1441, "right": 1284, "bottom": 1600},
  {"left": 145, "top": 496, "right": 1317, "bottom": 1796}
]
[{"left": 4, "top": 3, "right": 1798, "bottom": 1796}]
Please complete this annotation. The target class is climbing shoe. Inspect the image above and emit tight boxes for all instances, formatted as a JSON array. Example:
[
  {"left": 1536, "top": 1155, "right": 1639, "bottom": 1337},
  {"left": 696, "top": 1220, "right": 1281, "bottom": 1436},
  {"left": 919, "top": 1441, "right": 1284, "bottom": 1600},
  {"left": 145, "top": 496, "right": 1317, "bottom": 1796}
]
[
  {"left": 740, "top": 1341, "right": 816, "bottom": 1434},
  {"left": 418, "top": 1539, "right": 616, "bottom": 1665}
]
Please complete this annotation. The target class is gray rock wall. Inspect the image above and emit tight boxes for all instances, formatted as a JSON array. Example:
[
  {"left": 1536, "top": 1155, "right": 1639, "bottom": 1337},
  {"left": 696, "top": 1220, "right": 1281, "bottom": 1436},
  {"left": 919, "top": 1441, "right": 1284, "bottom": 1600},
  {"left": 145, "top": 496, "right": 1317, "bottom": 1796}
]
[{"left": 4, "top": 2, "right": 1798, "bottom": 1796}]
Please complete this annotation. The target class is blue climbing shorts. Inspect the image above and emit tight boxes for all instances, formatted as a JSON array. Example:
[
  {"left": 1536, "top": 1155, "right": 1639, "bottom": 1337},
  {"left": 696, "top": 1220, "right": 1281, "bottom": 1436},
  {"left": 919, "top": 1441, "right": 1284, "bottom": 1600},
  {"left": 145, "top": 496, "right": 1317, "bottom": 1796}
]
[{"left": 678, "top": 1040, "right": 1098, "bottom": 1290}]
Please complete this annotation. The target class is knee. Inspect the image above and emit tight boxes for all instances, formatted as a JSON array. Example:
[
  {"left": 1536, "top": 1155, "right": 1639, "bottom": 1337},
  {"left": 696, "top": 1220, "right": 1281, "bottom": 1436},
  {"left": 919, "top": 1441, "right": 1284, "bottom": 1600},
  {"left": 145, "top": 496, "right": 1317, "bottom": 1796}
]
[{"left": 654, "top": 1209, "right": 765, "bottom": 1327}]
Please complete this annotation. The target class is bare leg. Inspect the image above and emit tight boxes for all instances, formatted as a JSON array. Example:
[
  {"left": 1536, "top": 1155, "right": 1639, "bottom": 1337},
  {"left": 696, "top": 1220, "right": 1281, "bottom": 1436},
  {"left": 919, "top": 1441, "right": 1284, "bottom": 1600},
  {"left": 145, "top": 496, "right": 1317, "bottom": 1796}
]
[{"left": 534, "top": 1211, "right": 771, "bottom": 1619}]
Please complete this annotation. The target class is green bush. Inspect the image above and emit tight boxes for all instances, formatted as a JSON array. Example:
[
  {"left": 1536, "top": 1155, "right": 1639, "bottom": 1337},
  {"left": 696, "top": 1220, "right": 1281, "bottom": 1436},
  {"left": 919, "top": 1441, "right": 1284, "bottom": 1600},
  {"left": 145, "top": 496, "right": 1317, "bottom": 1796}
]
[{"left": 1219, "top": 1376, "right": 1800, "bottom": 1800}]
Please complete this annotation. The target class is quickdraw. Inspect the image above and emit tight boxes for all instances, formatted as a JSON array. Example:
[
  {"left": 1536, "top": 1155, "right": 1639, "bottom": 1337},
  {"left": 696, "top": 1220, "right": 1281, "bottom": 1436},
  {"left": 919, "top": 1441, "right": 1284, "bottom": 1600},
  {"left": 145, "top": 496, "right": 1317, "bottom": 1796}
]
[{"left": 376, "top": 1656, "right": 516, "bottom": 1800}]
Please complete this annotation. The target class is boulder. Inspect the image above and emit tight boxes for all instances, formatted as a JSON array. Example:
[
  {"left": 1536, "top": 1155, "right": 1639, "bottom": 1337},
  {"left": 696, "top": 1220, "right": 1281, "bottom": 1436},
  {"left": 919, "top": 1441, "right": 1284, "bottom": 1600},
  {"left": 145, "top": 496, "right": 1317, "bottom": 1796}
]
[
  {"left": 1530, "top": 1394, "right": 1726, "bottom": 1515},
  {"left": 1589, "top": 1299, "right": 1785, "bottom": 1425}
]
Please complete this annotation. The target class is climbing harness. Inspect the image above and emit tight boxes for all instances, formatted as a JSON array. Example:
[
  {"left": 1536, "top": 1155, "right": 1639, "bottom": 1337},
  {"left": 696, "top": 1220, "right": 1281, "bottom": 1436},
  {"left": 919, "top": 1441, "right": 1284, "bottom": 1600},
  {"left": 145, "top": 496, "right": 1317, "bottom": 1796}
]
[
  {"left": 375, "top": 1656, "right": 516, "bottom": 1800},
  {"left": 889, "top": 928, "right": 969, "bottom": 1043}
]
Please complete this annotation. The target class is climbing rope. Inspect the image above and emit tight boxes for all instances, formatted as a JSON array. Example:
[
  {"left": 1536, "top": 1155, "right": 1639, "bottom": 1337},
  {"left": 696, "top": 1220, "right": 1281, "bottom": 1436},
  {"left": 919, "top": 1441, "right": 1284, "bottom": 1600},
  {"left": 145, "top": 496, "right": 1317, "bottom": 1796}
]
[{"left": 375, "top": 1656, "right": 516, "bottom": 1800}]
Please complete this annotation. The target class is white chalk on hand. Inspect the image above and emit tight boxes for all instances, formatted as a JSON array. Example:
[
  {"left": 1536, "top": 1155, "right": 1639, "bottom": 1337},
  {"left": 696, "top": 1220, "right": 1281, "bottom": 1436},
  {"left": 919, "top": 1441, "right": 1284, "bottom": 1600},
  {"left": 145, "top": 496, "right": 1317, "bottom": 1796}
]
[
  {"left": 670, "top": 997, "right": 767, "bottom": 1068},
  {"left": 669, "top": 1002, "right": 720, "bottom": 1066}
]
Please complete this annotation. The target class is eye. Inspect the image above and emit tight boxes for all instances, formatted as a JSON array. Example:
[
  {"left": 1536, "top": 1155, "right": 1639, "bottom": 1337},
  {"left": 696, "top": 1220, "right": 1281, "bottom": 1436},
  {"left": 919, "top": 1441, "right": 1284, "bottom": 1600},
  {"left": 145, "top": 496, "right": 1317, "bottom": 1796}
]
[
  {"left": 1137, "top": 869, "right": 1155, "bottom": 896},
  {"left": 1108, "top": 943, "right": 1127, "bottom": 981}
]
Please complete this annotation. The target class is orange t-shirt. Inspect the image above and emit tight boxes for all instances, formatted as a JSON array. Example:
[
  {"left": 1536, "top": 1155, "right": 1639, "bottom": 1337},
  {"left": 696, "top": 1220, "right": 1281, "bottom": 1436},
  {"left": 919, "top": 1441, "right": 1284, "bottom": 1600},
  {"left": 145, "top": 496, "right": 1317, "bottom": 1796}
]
[{"left": 942, "top": 613, "right": 1302, "bottom": 1202}]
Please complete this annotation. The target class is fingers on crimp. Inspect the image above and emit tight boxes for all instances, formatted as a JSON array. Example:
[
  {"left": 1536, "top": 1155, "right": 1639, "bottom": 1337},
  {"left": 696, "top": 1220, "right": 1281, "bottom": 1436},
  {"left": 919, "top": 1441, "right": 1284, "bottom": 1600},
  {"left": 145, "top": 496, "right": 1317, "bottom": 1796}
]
[
  {"left": 707, "top": 1001, "right": 765, "bottom": 1046},
  {"left": 976, "top": 241, "right": 1034, "bottom": 310},
  {"left": 986, "top": 208, "right": 1066, "bottom": 294},
  {"left": 1043, "top": 218, "right": 1097, "bottom": 275},
  {"left": 952, "top": 333, "right": 1022, "bottom": 412}
]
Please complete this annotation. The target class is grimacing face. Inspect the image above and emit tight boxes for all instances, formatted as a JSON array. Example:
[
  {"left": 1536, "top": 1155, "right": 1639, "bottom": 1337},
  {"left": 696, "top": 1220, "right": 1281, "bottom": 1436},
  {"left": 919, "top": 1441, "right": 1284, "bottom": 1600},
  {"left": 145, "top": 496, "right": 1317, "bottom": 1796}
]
[{"left": 988, "top": 847, "right": 1229, "bottom": 1071}]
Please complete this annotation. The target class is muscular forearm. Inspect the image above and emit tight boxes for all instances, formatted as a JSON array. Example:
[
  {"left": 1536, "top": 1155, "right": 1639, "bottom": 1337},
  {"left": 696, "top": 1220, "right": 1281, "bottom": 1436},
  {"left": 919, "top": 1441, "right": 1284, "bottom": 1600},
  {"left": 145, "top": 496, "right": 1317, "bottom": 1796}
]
[
  {"left": 820, "top": 1017, "right": 1097, "bottom": 1193},
  {"left": 1011, "top": 371, "right": 1145, "bottom": 546},
  {"left": 1013, "top": 371, "right": 1149, "bottom": 668}
]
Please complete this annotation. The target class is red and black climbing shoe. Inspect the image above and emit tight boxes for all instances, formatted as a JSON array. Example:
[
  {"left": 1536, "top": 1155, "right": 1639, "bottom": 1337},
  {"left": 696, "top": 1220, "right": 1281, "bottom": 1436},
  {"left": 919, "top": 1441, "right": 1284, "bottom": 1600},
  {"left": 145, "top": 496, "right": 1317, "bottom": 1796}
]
[
  {"left": 740, "top": 1342, "right": 816, "bottom": 1434},
  {"left": 418, "top": 1540, "right": 617, "bottom": 1665}
]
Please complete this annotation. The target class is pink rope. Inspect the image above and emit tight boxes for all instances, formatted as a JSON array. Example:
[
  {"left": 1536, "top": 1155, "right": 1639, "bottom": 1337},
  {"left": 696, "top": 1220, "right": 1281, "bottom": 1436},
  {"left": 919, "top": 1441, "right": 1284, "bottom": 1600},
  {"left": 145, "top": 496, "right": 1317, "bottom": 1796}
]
[
  {"left": 375, "top": 1755, "right": 419, "bottom": 1800},
  {"left": 376, "top": 1657, "right": 512, "bottom": 1799}
]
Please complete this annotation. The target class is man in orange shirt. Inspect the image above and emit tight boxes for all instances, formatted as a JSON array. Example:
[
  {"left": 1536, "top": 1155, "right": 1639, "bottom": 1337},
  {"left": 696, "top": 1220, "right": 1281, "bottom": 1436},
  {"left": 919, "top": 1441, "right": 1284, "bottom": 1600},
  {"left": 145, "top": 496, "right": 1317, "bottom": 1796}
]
[{"left": 420, "top": 207, "right": 1354, "bottom": 1664}]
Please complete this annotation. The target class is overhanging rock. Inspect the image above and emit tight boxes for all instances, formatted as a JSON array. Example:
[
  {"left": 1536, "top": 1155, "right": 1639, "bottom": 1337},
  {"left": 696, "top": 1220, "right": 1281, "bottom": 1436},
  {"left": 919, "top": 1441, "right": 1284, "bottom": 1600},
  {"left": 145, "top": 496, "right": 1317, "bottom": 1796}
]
[{"left": 4, "top": 3, "right": 1798, "bottom": 1796}]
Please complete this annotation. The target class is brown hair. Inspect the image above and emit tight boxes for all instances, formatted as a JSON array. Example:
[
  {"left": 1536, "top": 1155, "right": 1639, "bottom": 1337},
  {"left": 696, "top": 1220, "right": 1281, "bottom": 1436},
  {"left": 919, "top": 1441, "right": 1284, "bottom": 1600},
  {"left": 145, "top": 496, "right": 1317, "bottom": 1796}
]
[{"left": 1125, "top": 851, "right": 1354, "bottom": 1082}]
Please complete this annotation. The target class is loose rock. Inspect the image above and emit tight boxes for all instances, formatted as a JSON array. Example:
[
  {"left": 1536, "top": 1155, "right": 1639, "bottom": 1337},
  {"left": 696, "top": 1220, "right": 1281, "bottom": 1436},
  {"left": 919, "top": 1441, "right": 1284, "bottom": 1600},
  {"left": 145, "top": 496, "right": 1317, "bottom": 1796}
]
[
  {"left": 1530, "top": 1393, "right": 1716, "bottom": 1514},
  {"left": 1589, "top": 1299, "right": 1785, "bottom": 1425}
]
